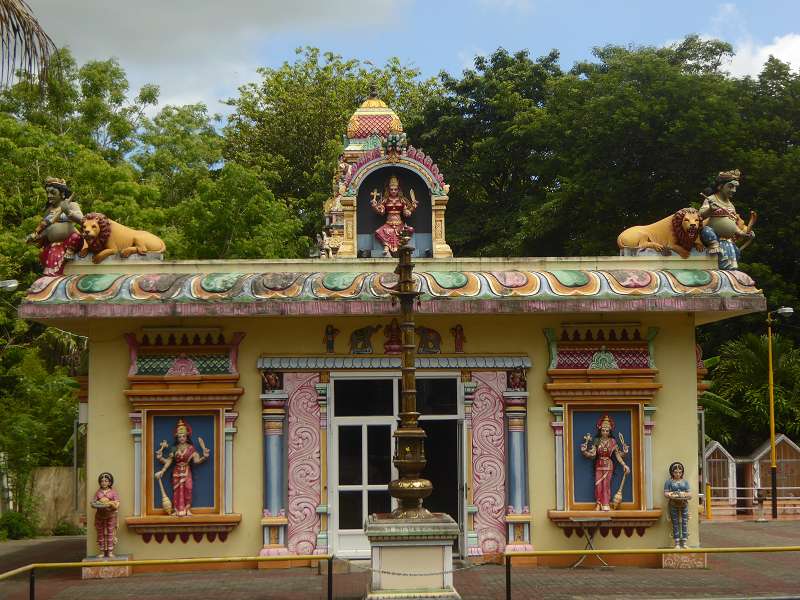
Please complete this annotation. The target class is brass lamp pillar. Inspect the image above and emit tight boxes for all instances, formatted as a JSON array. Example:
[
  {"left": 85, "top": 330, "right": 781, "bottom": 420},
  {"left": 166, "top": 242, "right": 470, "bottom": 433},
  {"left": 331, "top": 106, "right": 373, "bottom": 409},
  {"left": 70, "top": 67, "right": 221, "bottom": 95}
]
[{"left": 388, "top": 227, "right": 434, "bottom": 519}]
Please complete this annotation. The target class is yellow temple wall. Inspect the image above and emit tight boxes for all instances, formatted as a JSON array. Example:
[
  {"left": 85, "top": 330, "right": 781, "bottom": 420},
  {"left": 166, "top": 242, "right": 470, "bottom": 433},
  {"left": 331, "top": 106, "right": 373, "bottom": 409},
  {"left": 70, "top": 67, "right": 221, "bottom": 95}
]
[{"left": 84, "top": 311, "right": 698, "bottom": 561}]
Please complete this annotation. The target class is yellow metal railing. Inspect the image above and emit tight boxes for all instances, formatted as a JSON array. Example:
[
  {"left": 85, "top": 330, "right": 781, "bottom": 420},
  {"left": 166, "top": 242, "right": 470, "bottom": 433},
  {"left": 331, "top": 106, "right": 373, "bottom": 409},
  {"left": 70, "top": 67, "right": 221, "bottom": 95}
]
[
  {"left": 503, "top": 546, "right": 800, "bottom": 600},
  {"left": 3, "top": 546, "right": 800, "bottom": 600},
  {"left": 0, "top": 553, "right": 333, "bottom": 599}
]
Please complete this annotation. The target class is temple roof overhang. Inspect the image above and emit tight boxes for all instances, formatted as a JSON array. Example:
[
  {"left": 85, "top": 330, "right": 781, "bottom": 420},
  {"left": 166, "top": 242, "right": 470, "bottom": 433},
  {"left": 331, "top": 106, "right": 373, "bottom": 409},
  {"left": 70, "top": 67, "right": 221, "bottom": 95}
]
[{"left": 19, "top": 256, "right": 765, "bottom": 326}]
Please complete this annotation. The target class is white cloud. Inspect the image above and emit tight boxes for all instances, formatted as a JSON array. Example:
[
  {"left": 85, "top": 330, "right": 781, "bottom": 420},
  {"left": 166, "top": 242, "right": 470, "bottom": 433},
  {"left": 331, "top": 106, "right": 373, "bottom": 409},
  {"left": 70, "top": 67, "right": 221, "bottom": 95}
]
[
  {"left": 30, "top": 0, "right": 402, "bottom": 115},
  {"left": 705, "top": 3, "right": 800, "bottom": 76},
  {"left": 727, "top": 33, "right": 800, "bottom": 76}
]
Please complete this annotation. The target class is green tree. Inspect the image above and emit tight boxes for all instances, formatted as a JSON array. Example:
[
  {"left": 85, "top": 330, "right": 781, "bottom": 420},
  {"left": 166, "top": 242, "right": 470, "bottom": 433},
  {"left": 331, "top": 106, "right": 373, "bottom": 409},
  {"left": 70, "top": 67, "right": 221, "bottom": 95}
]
[
  {"left": 703, "top": 333, "right": 800, "bottom": 453},
  {"left": 132, "top": 103, "right": 223, "bottom": 208},
  {"left": 408, "top": 48, "right": 562, "bottom": 255},
  {"left": 224, "top": 47, "right": 439, "bottom": 233},
  {"left": 172, "top": 162, "right": 306, "bottom": 259},
  {"left": 0, "top": 48, "right": 159, "bottom": 163}
]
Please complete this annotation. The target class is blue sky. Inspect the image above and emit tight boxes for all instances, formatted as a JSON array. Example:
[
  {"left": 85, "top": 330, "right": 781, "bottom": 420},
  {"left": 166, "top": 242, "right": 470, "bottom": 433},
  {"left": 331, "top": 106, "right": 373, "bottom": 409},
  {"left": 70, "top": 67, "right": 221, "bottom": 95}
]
[{"left": 34, "top": 0, "right": 800, "bottom": 115}]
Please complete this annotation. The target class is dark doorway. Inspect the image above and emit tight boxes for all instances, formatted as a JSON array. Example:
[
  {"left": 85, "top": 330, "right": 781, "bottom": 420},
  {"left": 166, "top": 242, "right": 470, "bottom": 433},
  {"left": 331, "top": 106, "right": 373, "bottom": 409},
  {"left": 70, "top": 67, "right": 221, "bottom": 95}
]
[{"left": 420, "top": 420, "right": 459, "bottom": 522}]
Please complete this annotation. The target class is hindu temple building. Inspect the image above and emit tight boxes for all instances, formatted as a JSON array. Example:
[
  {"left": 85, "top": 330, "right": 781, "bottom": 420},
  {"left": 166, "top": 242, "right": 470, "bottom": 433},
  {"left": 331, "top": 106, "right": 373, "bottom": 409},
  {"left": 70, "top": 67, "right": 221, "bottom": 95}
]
[{"left": 20, "top": 92, "right": 766, "bottom": 570}]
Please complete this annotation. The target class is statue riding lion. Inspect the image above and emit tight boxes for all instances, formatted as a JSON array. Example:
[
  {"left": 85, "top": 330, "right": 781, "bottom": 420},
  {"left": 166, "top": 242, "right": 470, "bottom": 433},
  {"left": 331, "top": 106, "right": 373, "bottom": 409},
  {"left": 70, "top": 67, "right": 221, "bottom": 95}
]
[
  {"left": 80, "top": 212, "right": 166, "bottom": 263},
  {"left": 617, "top": 208, "right": 704, "bottom": 259}
]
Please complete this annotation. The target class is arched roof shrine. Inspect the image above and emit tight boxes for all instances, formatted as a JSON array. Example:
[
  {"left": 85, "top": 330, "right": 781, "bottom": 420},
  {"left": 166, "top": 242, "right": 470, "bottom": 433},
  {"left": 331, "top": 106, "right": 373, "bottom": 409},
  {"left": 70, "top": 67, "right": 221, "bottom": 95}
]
[{"left": 322, "top": 92, "right": 452, "bottom": 259}]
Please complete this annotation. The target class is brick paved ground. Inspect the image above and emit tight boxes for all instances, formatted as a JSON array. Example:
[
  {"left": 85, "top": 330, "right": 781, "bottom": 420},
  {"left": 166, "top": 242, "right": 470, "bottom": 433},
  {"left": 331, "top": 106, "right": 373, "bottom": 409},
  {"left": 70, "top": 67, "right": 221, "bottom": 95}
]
[{"left": 1, "top": 522, "right": 799, "bottom": 599}]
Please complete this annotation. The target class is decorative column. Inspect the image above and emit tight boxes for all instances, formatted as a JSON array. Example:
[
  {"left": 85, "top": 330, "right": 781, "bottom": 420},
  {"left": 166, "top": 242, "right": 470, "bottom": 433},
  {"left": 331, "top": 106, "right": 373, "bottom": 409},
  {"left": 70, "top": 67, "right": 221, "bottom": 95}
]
[
  {"left": 504, "top": 369, "right": 532, "bottom": 552},
  {"left": 462, "top": 374, "right": 480, "bottom": 556},
  {"left": 471, "top": 371, "right": 507, "bottom": 556},
  {"left": 224, "top": 411, "right": 238, "bottom": 514},
  {"left": 644, "top": 406, "right": 656, "bottom": 510},
  {"left": 549, "top": 406, "right": 566, "bottom": 511},
  {"left": 260, "top": 374, "right": 289, "bottom": 556},
  {"left": 314, "top": 373, "right": 330, "bottom": 555},
  {"left": 284, "top": 372, "right": 321, "bottom": 556},
  {"left": 129, "top": 412, "right": 143, "bottom": 516}
]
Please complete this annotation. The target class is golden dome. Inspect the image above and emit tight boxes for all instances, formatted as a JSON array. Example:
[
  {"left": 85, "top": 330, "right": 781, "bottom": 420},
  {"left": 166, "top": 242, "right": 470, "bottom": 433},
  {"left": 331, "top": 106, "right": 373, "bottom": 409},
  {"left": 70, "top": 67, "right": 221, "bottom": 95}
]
[{"left": 346, "top": 92, "right": 403, "bottom": 139}]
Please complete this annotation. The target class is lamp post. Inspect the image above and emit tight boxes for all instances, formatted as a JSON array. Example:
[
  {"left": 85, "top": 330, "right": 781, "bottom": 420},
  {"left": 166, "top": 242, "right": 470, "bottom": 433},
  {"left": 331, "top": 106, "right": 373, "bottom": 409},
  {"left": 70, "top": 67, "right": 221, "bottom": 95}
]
[
  {"left": 388, "top": 227, "right": 433, "bottom": 519},
  {"left": 0, "top": 280, "right": 19, "bottom": 292},
  {"left": 767, "top": 306, "right": 794, "bottom": 519}
]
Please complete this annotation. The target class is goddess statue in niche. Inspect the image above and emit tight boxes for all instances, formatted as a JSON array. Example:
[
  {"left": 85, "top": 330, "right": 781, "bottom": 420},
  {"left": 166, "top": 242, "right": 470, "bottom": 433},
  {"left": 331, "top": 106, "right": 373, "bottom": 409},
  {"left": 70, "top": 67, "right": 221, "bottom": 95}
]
[
  {"left": 580, "top": 414, "right": 630, "bottom": 511},
  {"left": 370, "top": 175, "right": 418, "bottom": 256},
  {"left": 155, "top": 418, "right": 210, "bottom": 516}
]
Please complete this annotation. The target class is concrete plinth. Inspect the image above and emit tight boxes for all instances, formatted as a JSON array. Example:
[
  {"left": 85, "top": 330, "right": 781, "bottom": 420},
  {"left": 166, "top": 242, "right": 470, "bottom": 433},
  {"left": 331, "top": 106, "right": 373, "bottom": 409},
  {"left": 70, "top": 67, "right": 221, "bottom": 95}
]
[
  {"left": 364, "top": 513, "right": 461, "bottom": 600},
  {"left": 81, "top": 554, "right": 132, "bottom": 579}
]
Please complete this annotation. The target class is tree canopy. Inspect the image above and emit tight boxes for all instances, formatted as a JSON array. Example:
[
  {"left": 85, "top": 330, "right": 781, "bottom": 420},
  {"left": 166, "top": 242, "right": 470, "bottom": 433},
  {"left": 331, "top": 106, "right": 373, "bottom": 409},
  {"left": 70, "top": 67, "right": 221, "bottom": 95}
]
[{"left": 1, "top": 37, "right": 799, "bottom": 500}]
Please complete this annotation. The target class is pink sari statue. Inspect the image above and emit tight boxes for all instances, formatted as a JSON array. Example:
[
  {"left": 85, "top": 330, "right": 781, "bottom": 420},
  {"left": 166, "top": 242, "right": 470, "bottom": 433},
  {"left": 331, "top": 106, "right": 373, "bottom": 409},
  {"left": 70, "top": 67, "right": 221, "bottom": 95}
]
[
  {"left": 155, "top": 418, "right": 210, "bottom": 516},
  {"left": 370, "top": 175, "right": 417, "bottom": 256},
  {"left": 580, "top": 414, "right": 630, "bottom": 511},
  {"left": 92, "top": 472, "right": 120, "bottom": 557}
]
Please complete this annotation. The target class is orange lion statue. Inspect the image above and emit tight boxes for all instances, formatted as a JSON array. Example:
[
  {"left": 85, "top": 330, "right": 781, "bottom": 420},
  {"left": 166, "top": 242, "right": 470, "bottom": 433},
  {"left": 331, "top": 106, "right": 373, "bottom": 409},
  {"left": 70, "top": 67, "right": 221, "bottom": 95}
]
[
  {"left": 80, "top": 212, "right": 166, "bottom": 263},
  {"left": 617, "top": 208, "right": 704, "bottom": 259}
]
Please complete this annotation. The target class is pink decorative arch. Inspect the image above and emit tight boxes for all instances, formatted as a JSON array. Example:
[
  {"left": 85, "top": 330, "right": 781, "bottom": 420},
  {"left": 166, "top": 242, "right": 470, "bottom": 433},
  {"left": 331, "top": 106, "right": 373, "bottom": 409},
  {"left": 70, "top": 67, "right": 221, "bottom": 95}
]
[
  {"left": 471, "top": 372, "right": 507, "bottom": 554},
  {"left": 285, "top": 372, "right": 321, "bottom": 555}
]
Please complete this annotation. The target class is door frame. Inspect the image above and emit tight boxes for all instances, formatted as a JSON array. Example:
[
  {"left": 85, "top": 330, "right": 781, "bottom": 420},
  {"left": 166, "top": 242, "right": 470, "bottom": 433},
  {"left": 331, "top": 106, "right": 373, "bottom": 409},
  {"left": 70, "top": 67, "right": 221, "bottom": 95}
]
[{"left": 328, "top": 371, "right": 465, "bottom": 558}]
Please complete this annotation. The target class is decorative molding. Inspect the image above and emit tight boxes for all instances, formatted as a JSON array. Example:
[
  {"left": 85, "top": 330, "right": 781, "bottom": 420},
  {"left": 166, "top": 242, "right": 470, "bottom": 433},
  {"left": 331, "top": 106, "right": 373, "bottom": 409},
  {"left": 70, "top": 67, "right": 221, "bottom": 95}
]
[
  {"left": 547, "top": 510, "right": 662, "bottom": 538},
  {"left": 125, "top": 515, "right": 241, "bottom": 543},
  {"left": 257, "top": 356, "right": 531, "bottom": 370},
  {"left": 22, "top": 269, "right": 765, "bottom": 319}
]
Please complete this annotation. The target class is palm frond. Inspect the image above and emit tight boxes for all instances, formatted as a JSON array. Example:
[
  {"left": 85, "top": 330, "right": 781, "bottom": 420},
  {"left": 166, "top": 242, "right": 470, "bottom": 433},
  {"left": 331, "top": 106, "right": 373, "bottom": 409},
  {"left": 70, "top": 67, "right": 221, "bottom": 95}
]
[{"left": 0, "top": 0, "right": 56, "bottom": 89}]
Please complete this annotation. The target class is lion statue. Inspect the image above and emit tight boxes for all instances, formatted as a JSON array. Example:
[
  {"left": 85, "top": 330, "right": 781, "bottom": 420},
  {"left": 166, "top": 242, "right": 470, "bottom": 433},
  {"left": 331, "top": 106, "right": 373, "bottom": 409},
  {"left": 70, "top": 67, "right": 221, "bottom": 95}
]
[
  {"left": 617, "top": 208, "right": 704, "bottom": 259},
  {"left": 79, "top": 212, "right": 166, "bottom": 263}
]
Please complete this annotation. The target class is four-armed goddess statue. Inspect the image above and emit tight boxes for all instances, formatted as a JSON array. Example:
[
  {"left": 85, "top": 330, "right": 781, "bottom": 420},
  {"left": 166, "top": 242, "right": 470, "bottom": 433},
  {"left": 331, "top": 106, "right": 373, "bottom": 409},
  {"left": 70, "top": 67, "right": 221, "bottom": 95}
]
[
  {"left": 370, "top": 175, "right": 418, "bottom": 256},
  {"left": 581, "top": 414, "right": 630, "bottom": 511},
  {"left": 155, "top": 418, "right": 210, "bottom": 517}
]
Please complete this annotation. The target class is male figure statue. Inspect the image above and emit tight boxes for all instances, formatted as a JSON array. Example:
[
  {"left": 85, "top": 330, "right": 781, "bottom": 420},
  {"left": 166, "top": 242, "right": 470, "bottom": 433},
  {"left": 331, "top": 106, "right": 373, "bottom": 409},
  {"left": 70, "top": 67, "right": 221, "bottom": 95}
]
[
  {"left": 26, "top": 177, "right": 84, "bottom": 275},
  {"left": 699, "top": 169, "right": 754, "bottom": 270}
]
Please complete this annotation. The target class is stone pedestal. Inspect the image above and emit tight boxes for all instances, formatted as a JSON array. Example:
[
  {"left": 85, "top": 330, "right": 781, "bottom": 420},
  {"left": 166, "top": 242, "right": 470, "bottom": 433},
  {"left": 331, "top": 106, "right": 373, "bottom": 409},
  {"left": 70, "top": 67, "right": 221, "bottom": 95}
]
[
  {"left": 364, "top": 513, "right": 461, "bottom": 599},
  {"left": 81, "top": 554, "right": 133, "bottom": 579},
  {"left": 662, "top": 551, "right": 707, "bottom": 569}
]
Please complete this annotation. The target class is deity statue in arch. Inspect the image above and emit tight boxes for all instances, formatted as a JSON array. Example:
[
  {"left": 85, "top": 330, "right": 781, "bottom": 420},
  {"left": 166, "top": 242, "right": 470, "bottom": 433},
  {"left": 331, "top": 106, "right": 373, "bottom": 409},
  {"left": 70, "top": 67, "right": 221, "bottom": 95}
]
[
  {"left": 370, "top": 175, "right": 418, "bottom": 256},
  {"left": 580, "top": 414, "right": 630, "bottom": 511},
  {"left": 155, "top": 418, "right": 210, "bottom": 517}
]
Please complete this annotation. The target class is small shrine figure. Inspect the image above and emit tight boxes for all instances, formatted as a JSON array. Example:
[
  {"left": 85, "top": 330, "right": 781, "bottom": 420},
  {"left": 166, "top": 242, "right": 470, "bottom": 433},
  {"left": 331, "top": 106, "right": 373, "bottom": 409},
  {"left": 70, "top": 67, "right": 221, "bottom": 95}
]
[
  {"left": 323, "top": 324, "right": 340, "bottom": 353},
  {"left": 317, "top": 228, "right": 333, "bottom": 259},
  {"left": 580, "top": 414, "right": 630, "bottom": 511},
  {"left": 370, "top": 175, "right": 418, "bottom": 256},
  {"left": 416, "top": 326, "right": 441, "bottom": 354},
  {"left": 450, "top": 324, "right": 466, "bottom": 353},
  {"left": 350, "top": 324, "right": 382, "bottom": 354},
  {"left": 155, "top": 418, "right": 210, "bottom": 517},
  {"left": 699, "top": 169, "right": 756, "bottom": 270},
  {"left": 664, "top": 461, "right": 691, "bottom": 548},
  {"left": 384, "top": 318, "right": 402, "bottom": 354},
  {"left": 26, "top": 177, "right": 84, "bottom": 275},
  {"left": 91, "top": 472, "right": 120, "bottom": 558},
  {"left": 507, "top": 368, "right": 526, "bottom": 391}
]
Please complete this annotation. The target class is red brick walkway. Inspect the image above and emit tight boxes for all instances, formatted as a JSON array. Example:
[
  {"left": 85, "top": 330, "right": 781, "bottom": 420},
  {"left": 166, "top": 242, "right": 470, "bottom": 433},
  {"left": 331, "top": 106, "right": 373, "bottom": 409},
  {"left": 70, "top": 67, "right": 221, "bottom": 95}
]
[{"left": 1, "top": 522, "right": 799, "bottom": 599}]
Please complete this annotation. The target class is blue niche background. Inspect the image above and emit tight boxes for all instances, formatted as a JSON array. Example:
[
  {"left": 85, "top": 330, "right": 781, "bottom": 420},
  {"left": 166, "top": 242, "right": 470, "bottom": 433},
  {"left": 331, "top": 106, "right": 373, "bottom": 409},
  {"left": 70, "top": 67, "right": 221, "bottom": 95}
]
[
  {"left": 572, "top": 410, "right": 634, "bottom": 504},
  {"left": 152, "top": 415, "right": 215, "bottom": 510}
]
